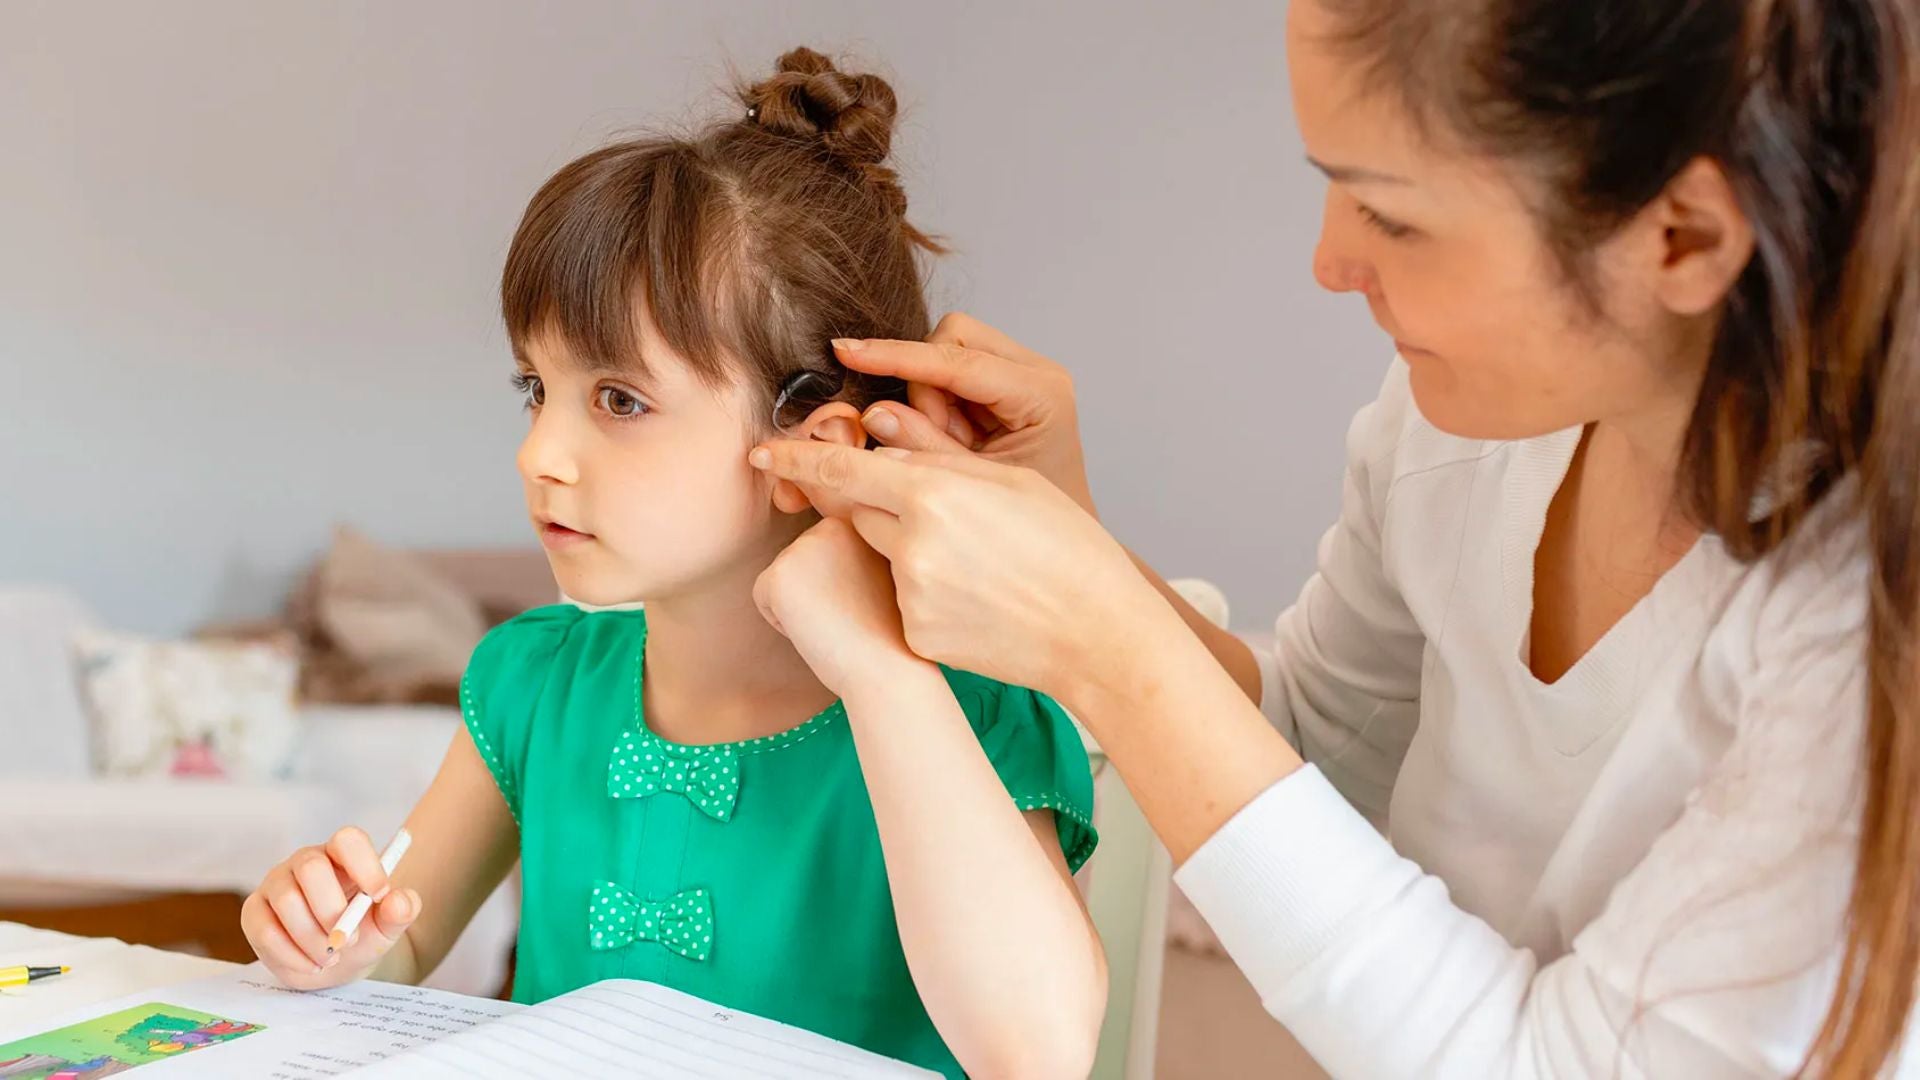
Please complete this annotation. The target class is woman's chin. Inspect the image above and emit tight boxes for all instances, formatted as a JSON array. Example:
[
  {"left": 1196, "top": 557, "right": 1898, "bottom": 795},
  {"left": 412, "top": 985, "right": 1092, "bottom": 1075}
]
[
  {"left": 1403, "top": 365, "right": 1481, "bottom": 436},
  {"left": 1406, "top": 364, "right": 1570, "bottom": 442}
]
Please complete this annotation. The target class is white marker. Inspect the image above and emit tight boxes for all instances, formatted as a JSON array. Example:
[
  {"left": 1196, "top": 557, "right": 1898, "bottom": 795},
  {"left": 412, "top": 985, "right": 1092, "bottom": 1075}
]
[{"left": 326, "top": 828, "right": 412, "bottom": 954}]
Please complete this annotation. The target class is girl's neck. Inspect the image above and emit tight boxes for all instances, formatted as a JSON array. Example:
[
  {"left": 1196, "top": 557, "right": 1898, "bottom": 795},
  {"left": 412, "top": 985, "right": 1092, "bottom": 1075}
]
[{"left": 639, "top": 573, "right": 837, "bottom": 746}]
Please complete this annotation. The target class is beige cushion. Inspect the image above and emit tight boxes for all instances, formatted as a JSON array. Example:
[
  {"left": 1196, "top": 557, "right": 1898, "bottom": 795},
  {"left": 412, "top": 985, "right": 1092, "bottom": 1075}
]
[
  {"left": 313, "top": 526, "right": 488, "bottom": 697},
  {"left": 419, "top": 549, "right": 557, "bottom": 626}
]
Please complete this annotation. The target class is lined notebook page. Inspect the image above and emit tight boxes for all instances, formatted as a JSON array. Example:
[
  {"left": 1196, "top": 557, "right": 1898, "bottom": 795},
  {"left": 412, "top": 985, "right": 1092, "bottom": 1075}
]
[{"left": 355, "top": 980, "right": 938, "bottom": 1078}]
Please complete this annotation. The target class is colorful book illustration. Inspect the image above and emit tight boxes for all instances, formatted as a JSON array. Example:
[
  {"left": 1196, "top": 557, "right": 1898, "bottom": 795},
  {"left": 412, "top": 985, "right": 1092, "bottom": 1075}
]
[{"left": 0, "top": 1003, "right": 262, "bottom": 1078}]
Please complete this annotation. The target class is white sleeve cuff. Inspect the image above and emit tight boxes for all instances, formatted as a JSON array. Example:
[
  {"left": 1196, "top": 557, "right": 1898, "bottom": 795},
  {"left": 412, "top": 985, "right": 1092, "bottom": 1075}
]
[{"left": 1173, "top": 765, "right": 1420, "bottom": 1002}]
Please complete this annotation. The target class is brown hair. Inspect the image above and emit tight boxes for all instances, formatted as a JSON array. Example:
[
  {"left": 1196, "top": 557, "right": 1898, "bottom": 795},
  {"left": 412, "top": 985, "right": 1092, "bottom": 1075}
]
[
  {"left": 500, "top": 46, "right": 943, "bottom": 426},
  {"left": 1319, "top": 0, "right": 1919, "bottom": 1072}
]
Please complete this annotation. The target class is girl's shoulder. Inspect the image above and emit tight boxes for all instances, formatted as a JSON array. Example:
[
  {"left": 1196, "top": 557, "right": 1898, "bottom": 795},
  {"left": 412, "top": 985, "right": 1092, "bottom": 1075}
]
[
  {"left": 937, "top": 667, "right": 1100, "bottom": 871},
  {"left": 466, "top": 604, "right": 647, "bottom": 694},
  {"left": 473, "top": 603, "right": 644, "bottom": 657},
  {"left": 460, "top": 605, "right": 648, "bottom": 820}
]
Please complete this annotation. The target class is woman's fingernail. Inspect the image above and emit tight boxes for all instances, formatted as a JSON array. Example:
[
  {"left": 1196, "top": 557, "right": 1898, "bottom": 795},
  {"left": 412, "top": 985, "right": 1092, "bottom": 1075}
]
[
  {"left": 831, "top": 338, "right": 865, "bottom": 352},
  {"left": 874, "top": 447, "right": 911, "bottom": 460},
  {"left": 748, "top": 447, "right": 772, "bottom": 469},
  {"left": 372, "top": 886, "right": 390, "bottom": 902},
  {"left": 863, "top": 407, "right": 899, "bottom": 438}
]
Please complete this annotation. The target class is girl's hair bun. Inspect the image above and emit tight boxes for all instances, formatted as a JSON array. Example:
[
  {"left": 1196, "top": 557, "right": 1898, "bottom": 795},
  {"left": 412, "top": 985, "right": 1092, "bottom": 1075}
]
[{"left": 742, "top": 46, "right": 910, "bottom": 219}]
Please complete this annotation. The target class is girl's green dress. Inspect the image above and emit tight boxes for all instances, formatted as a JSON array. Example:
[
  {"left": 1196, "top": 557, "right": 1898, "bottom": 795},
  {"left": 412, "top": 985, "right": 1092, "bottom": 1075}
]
[{"left": 461, "top": 604, "right": 1098, "bottom": 1078}]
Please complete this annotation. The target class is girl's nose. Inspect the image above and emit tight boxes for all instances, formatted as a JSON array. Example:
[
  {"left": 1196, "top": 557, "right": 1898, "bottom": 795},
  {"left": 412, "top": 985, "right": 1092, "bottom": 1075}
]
[{"left": 517, "top": 409, "right": 580, "bottom": 486}]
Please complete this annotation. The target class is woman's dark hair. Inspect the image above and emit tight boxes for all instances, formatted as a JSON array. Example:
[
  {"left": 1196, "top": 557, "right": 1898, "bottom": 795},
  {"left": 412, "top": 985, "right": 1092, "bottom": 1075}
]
[
  {"left": 500, "top": 46, "right": 940, "bottom": 426},
  {"left": 1319, "top": 0, "right": 1918, "bottom": 1072}
]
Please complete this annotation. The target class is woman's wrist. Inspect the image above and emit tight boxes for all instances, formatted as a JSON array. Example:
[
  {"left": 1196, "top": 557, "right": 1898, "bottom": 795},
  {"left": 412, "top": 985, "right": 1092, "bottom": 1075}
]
[{"left": 1054, "top": 574, "right": 1189, "bottom": 721}]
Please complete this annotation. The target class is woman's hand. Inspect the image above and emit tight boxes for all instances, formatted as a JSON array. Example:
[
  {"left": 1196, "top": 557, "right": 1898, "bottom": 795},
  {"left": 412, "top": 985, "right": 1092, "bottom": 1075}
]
[
  {"left": 833, "top": 312, "right": 1270, "bottom": 704},
  {"left": 748, "top": 443, "right": 1164, "bottom": 705},
  {"left": 241, "top": 826, "right": 421, "bottom": 990},
  {"left": 833, "top": 312, "right": 1098, "bottom": 516},
  {"left": 754, "top": 516, "right": 922, "bottom": 696}
]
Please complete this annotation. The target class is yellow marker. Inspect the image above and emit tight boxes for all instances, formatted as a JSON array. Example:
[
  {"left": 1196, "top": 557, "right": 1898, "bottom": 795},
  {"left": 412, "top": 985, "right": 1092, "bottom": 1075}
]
[{"left": 0, "top": 965, "right": 69, "bottom": 987}]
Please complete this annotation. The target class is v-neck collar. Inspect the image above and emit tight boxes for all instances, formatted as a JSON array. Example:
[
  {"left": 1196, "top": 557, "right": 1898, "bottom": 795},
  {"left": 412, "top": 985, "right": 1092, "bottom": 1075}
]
[{"left": 1498, "top": 428, "right": 1717, "bottom": 715}]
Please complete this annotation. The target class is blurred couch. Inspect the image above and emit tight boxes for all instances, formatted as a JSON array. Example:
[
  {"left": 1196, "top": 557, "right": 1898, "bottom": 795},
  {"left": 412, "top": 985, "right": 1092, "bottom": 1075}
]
[{"left": 0, "top": 536, "right": 553, "bottom": 996}]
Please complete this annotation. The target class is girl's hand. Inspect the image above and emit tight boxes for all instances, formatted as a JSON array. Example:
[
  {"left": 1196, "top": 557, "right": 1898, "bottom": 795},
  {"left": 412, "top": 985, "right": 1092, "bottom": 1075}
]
[
  {"left": 747, "top": 443, "right": 1163, "bottom": 706},
  {"left": 831, "top": 313, "right": 1098, "bottom": 516},
  {"left": 241, "top": 826, "right": 421, "bottom": 990},
  {"left": 754, "top": 516, "right": 921, "bottom": 696}
]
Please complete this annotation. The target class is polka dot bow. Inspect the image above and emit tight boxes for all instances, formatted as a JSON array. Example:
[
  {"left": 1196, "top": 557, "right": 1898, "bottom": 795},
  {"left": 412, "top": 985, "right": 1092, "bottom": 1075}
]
[
  {"left": 588, "top": 881, "right": 715, "bottom": 962},
  {"left": 607, "top": 732, "right": 741, "bottom": 822}
]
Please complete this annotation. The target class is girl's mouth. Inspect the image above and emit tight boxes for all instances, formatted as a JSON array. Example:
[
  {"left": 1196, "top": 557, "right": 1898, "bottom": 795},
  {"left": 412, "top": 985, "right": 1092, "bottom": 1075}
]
[{"left": 540, "top": 522, "right": 594, "bottom": 549}]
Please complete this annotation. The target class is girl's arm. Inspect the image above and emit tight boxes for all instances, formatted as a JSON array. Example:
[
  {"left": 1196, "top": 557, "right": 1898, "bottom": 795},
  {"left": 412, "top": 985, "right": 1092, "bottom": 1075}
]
[
  {"left": 753, "top": 516, "right": 1106, "bottom": 1079},
  {"left": 371, "top": 728, "right": 521, "bottom": 983},
  {"left": 843, "top": 657, "right": 1107, "bottom": 1080},
  {"left": 240, "top": 726, "right": 518, "bottom": 990}
]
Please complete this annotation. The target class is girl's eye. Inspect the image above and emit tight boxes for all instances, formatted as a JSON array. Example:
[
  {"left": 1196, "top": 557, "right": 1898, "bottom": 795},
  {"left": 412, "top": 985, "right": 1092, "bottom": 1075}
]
[
  {"left": 598, "top": 385, "right": 650, "bottom": 418},
  {"left": 511, "top": 371, "right": 544, "bottom": 409},
  {"left": 1357, "top": 204, "right": 1414, "bottom": 240}
]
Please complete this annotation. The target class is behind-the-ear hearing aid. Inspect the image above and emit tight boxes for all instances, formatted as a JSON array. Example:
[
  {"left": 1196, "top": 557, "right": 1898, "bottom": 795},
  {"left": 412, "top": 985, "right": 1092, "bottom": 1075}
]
[{"left": 770, "top": 368, "right": 847, "bottom": 432}]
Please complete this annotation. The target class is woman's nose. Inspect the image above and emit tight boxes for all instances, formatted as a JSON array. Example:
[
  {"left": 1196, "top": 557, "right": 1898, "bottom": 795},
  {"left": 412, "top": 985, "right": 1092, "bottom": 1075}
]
[
  {"left": 517, "top": 409, "right": 579, "bottom": 486},
  {"left": 1313, "top": 243, "right": 1375, "bottom": 295},
  {"left": 1311, "top": 190, "right": 1379, "bottom": 296}
]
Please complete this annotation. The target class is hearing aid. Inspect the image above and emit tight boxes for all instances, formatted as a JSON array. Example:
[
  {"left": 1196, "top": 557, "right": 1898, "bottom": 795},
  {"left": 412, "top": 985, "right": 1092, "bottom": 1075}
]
[{"left": 770, "top": 368, "right": 846, "bottom": 432}]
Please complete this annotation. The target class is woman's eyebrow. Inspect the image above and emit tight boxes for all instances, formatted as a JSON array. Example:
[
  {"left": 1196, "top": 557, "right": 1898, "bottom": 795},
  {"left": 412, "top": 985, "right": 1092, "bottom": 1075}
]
[{"left": 1307, "top": 156, "right": 1412, "bottom": 185}]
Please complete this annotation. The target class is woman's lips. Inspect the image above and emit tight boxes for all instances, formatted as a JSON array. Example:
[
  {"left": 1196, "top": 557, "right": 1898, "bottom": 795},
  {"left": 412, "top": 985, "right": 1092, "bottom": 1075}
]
[{"left": 540, "top": 522, "right": 593, "bottom": 549}]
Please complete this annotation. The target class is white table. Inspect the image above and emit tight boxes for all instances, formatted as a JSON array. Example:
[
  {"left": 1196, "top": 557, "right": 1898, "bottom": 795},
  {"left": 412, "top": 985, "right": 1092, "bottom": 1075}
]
[{"left": 0, "top": 921, "right": 236, "bottom": 1036}]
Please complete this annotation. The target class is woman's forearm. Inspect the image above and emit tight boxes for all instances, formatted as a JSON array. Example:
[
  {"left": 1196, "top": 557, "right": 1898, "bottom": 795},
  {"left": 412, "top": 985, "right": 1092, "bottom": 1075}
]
[
  {"left": 1126, "top": 548, "right": 1263, "bottom": 703},
  {"left": 843, "top": 657, "right": 1107, "bottom": 1079},
  {"left": 1064, "top": 593, "right": 1302, "bottom": 865}
]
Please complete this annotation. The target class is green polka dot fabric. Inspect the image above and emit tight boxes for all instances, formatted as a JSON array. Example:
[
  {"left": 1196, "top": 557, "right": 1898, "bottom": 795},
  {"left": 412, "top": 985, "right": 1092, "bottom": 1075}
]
[
  {"left": 607, "top": 731, "right": 741, "bottom": 821},
  {"left": 459, "top": 604, "right": 1098, "bottom": 1080},
  {"left": 589, "top": 883, "right": 714, "bottom": 961}
]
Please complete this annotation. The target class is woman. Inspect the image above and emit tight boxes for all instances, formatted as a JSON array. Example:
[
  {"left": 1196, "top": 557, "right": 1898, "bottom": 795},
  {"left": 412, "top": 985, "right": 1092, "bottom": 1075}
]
[
  {"left": 750, "top": 0, "right": 1919, "bottom": 1075},
  {"left": 756, "top": 0, "right": 1912, "bottom": 1068}
]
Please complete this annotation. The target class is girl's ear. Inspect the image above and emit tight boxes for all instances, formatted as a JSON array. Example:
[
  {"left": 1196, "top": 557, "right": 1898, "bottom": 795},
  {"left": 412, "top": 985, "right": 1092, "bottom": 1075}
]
[
  {"left": 794, "top": 401, "right": 866, "bottom": 447},
  {"left": 767, "top": 402, "right": 867, "bottom": 515}
]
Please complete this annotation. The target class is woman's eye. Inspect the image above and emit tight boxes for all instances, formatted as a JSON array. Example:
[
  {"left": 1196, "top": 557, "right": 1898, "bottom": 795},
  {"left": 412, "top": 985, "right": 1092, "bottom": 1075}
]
[
  {"left": 598, "top": 386, "right": 649, "bottom": 418},
  {"left": 511, "top": 372, "right": 544, "bottom": 409},
  {"left": 1357, "top": 204, "right": 1414, "bottom": 240}
]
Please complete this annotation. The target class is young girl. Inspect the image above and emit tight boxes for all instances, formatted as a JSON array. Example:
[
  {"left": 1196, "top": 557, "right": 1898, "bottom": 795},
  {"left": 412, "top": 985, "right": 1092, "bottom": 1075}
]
[{"left": 240, "top": 47, "right": 1106, "bottom": 1079}]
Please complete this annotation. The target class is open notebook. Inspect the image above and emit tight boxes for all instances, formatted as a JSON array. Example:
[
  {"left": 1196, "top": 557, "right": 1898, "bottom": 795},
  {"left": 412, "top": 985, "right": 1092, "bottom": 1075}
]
[{"left": 0, "top": 966, "right": 937, "bottom": 1078}]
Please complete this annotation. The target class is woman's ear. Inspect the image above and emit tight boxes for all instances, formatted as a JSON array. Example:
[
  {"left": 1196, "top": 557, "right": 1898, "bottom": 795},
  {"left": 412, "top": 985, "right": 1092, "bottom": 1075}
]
[
  {"left": 767, "top": 402, "right": 867, "bottom": 515},
  {"left": 1649, "top": 157, "right": 1755, "bottom": 316}
]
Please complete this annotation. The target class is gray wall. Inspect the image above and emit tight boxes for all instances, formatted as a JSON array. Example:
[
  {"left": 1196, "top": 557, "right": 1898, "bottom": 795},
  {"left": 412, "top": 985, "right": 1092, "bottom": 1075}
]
[{"left": 0, "top": 0, "right": 1385, "bottom": 636}]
